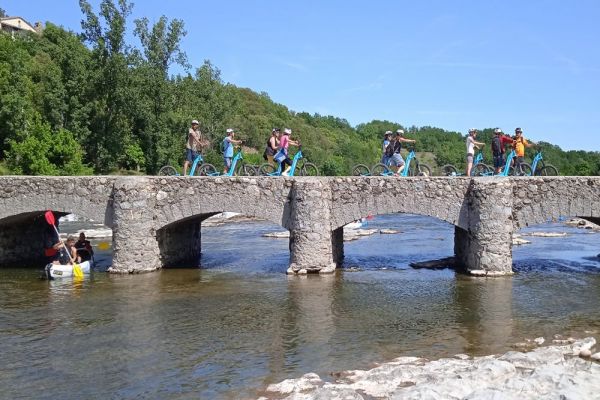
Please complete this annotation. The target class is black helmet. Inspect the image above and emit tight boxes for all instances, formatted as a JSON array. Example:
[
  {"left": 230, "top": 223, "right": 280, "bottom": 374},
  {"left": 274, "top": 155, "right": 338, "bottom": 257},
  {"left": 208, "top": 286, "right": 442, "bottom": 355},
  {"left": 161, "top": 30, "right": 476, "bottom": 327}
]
[{"left": 515, "top": 127, "right": 523, "bottom": 133}]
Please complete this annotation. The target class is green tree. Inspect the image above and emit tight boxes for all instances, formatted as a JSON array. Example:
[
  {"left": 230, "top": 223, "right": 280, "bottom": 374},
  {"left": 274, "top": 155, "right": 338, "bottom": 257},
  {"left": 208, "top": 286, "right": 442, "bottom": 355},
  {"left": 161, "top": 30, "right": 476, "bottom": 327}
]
[
  {"left": 79, "top": 0, "right": 134, "bottom": 172},
  {"left": 5, "top": 118, "right": 92, "bottom": 175}
]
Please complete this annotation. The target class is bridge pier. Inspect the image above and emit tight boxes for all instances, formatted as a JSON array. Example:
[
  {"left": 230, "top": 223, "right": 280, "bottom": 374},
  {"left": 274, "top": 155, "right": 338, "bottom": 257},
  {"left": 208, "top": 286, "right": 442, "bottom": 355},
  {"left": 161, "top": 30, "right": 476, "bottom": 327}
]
[
  {"left": 332, "top": 227, "right": 344, "bottom": 267},
  {"left": 454, "top": 179, "right": 514, "bottom": 276},
  {"left": 157, "top": 219, "right": 202, "bottom": 267},
  {"left": 287, "top": 179, "right": 337, "bottom": 275},
  {"left": 109, "top": 179, "right": 161, "bottom": 274}
]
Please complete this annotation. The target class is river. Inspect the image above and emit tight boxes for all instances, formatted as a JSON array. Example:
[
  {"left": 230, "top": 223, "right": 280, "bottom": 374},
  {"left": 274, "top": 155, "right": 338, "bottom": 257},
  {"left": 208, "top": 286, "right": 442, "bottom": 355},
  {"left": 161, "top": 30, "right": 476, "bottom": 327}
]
[{"left": 0, "top": 215, "right": 599, "bottom": 399}]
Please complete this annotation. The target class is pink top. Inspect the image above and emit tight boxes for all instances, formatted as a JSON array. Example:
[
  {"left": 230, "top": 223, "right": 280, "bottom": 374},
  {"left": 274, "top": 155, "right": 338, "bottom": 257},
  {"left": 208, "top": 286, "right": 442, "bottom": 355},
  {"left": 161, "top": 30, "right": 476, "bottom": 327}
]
[{"left": 279, "top": 135, "right": 290, "bottom": 150}]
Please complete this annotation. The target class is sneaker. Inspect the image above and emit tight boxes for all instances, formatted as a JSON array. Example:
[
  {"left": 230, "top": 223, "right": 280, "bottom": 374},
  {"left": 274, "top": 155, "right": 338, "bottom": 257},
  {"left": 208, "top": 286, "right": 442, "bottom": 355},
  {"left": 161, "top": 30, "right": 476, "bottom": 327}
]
[{"left": 282, "top": 171, "right": 289, "bottom": 176}]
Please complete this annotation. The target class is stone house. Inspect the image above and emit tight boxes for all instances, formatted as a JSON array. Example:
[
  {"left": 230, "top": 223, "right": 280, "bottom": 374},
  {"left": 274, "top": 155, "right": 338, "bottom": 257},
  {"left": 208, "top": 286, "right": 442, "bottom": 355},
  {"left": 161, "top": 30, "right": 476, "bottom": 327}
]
[{"left": 0, "top": 16, "right": 42, "bottom": 37}]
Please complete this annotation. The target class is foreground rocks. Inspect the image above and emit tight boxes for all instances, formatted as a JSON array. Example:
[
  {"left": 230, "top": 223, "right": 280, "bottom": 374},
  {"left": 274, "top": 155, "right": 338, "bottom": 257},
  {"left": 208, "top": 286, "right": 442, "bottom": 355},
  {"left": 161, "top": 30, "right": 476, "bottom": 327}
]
[{"left": 261, "top": 338, "right": 600, "bottom": 400}]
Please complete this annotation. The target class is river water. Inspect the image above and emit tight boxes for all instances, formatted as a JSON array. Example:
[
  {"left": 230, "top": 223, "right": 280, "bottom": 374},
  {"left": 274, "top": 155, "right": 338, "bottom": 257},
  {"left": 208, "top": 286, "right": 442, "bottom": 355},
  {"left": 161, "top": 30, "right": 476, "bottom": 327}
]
[{"left": 0, "top": 215, "right": 599, "bottom": 399}]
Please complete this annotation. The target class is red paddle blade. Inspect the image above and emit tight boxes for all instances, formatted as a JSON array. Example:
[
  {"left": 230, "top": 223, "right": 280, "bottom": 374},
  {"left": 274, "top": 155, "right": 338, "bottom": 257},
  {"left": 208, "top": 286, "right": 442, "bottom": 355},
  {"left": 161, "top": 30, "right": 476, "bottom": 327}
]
[{"left": 44, "top": 210, "right": 55, "bottom": 226}]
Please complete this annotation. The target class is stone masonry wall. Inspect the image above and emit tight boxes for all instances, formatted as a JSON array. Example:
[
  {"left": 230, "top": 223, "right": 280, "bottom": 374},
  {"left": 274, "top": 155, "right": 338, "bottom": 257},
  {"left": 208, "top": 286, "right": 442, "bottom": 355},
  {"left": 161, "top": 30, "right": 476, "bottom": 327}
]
[
  {"left": 0, "top": 176, "right": 116, "bottom": 227},
  {"left": 110, "top": 178, "right": 161, "bottom": 273},
  {"left": 157, "top": 218, "right": 202, "bottom": 267},
  {"left": 1, "top": 176, "right": 599, "bottom": 275},
  {"left": 511, "top": 177, "right": 600, "bottom": 228},
  {"left": 328, "top": 177, "right": 471, "bottom": 231},
  {"left": 454, "top": 178, "right": 514, "bottom": 276},
  {"left": 288, "top": 178, "right": 336, "bottom": 274}
]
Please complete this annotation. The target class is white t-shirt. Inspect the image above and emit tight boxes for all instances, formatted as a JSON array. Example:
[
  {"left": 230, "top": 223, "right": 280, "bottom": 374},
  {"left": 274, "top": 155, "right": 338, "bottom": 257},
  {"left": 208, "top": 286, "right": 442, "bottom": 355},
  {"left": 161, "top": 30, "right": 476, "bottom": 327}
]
[{"left": 466, "top": 136, "right": 475, "bottom": 155}]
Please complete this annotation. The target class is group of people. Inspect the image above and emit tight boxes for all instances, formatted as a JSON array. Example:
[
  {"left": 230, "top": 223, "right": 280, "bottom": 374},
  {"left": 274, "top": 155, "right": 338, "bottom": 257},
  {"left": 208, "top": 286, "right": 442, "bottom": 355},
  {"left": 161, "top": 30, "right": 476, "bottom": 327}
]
[
  {"left": 466, "top": 127, "right": 534, "bottom": 175},
  {"left": 184, "top": 120, "right": 301, "bottom": 176},
  {"left": 186, "top": 119, "right": 536, "bottom": 178},
  {"left": 44, "top": 228, "right": 94, "bottom": 266}
]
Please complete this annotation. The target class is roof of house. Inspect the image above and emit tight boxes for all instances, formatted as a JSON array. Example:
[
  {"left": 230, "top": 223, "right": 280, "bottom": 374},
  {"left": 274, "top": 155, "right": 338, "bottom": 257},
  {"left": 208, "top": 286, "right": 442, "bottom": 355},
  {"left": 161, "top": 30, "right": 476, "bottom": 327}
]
[{"left": 0, "top": 16, "right": 37, "bottom": 32}]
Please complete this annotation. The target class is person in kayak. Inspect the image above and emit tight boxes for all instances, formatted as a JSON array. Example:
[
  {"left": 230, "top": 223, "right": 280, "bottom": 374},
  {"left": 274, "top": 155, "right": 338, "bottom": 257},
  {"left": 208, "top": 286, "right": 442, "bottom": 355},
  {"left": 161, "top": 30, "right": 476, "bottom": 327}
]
[
  {"left": 44, "top": 224, "right": 62, "bottom": 263},
  {"left": 75, "top": 232, "right": 94, "bottom": 262},
  {"left": 56, "top": 236, "right": 79, "bottom": 264}
]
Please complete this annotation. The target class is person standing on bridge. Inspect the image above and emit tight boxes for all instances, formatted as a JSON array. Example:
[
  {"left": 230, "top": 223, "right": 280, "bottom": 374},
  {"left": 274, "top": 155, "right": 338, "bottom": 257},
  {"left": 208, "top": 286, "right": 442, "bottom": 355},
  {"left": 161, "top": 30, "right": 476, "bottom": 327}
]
[
  {"left": 275, "top": 128, "right": 299, "bottom": 176},
  {"left": 263, "top": 128, "right": 280, "bottom": 164},
  {"left": 466, "top": 128, "right": 485, "bottom": 176},
  {"left": 183, "top": 120, "right": 207, "bottom": 176},
  {"left": 223, "top": 128, "right": 243, "bottom": 174},
  {"left": 491, "top": 128, "right": 513, "bottom": 174},
  {"left": 385, "top": 130, "right": 416, "bottom": 175},
  {"left": 381, "top": 131, "right": 392, "bottom": 165},
  {"left": 512, "top": 127, "right": 534, "bottom": 175}
]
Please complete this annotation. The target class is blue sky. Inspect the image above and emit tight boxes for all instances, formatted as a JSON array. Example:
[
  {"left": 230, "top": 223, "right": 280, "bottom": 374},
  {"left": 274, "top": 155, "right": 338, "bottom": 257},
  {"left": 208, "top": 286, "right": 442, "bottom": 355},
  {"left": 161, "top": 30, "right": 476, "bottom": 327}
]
[{"left": 5, "top": 0, "right": 600, "bottom": 150}]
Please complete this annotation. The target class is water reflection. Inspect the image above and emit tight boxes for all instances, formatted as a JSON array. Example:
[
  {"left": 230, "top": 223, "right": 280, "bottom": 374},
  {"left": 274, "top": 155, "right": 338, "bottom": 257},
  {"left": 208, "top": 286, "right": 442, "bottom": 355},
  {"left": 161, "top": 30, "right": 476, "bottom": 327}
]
[
  {"left": 454, "top": 276, "right": 514, "bottom": 355},
  {"left": 0, "top": 215, "right": 599, "bottom": 399}
]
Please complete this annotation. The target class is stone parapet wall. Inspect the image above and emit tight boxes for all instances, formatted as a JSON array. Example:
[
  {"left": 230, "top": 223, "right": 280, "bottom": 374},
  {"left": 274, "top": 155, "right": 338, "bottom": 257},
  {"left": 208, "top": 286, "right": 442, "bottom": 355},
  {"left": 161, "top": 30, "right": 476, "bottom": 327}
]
[
  {"left": 328, "top": 177, "right": 472, "bottom": 230},
  {"left": 511, "top": 177, "right": 600, "bottom": 228}
]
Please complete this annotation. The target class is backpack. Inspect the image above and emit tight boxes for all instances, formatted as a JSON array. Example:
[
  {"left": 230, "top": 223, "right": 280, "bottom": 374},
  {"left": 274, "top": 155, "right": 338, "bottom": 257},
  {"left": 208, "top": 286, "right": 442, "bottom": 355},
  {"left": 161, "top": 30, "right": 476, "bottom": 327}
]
[
  {"left": 492, "top": 136, "right": 501, "bottom": 155},
  {"left": 385, "top": 141, "right": 399, "bottom": 157},
  {"left": 221, "top": 137, "right": 232, "bottom": 155}
]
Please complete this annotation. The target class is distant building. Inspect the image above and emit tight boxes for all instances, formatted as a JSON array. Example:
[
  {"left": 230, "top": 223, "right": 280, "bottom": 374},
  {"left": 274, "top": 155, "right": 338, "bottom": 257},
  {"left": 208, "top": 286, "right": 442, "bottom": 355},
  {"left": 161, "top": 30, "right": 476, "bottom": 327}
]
[{"left": 0, "top": 16, "right": 42, "bottom": 37}]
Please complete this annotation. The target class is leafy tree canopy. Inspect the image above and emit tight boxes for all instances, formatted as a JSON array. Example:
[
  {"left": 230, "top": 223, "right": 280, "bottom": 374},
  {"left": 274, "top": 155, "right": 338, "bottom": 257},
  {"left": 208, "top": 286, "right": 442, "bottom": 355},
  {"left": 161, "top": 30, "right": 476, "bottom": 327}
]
[{"left": 0, "top": 0, "right": 598, "bottom": 176}]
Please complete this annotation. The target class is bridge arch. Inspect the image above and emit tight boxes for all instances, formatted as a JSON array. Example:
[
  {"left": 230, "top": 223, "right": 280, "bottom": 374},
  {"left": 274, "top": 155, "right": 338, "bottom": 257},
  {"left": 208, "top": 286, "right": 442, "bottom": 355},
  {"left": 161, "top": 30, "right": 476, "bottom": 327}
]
[
  {"left": 148, "top": 177, "right": 293, "bottom": 268},
  {"left": 329, "top": 177, "right": 471, "bottom": 231},
  {"left": 151, "top": 177, "right": 293, "bottom": 231},
  {"left": 512, "top": 177, "right": 600, "bottom": 229},
  {"left": 0, "top": 177, "right": 115, "bottom": 268}
]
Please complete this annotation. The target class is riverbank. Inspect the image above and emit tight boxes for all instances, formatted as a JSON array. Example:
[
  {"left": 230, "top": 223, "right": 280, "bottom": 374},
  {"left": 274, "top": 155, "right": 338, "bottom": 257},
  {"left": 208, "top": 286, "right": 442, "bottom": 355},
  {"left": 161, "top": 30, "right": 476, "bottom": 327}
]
[{"left": 261, "top": 337, "right": 600, "bottom": 399}]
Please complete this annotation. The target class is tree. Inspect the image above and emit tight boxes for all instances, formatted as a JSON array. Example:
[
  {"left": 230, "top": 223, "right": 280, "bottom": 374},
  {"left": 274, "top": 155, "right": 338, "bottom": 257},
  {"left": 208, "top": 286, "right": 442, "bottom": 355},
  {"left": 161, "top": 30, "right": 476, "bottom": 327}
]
[
  {"left": 129, "top": 15, "right": 188, "bottom": 172},
  {"left": 5, "top": 118, "right": 92, "bottom": 175},
  {"left": 133, "top": 16, "right": 188, "bottom": 76},
  {"left": 0, "top": 8, "right": 6, "bottom": 18},
  {"left": 78, "top": 0, "right": 134, "bottom": 172}
]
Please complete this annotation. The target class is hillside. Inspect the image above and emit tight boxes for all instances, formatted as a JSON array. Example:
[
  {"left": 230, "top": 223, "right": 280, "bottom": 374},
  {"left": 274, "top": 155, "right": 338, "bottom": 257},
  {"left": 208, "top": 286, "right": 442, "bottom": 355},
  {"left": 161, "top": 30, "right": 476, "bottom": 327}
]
[{"left": 0, "top": 2, "right": 599, "bottom": 176}]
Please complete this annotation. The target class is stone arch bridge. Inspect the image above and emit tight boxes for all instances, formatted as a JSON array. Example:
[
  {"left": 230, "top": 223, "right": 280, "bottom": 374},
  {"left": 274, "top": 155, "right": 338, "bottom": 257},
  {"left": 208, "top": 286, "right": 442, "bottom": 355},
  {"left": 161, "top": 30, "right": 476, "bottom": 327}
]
[{"left": 0, "top": 176, "right": 598, "bottom": 276}]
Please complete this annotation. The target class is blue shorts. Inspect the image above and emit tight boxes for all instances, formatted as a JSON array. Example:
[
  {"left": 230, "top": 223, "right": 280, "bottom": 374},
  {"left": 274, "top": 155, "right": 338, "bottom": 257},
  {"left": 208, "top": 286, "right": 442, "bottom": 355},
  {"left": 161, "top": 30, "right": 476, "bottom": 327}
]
[
  {"left": 493, "top": 155, "right": 504, "bottom": 169},
  {"left": 390, "top": 153, "right": 405, "bottom": 167},
  {"left": 224, "top": 157, "right": 232, "bottom": 169},
  {"left": 186, "top": 148, "right": 198, "bottom": 163}
]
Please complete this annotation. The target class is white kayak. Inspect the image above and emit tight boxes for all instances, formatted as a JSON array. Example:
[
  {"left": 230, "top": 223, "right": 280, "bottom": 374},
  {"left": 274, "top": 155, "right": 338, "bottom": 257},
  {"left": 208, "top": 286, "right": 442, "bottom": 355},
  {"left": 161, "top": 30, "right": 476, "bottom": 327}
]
[{"left": 48, "top": 261, "right": 92, "bottom": 279}]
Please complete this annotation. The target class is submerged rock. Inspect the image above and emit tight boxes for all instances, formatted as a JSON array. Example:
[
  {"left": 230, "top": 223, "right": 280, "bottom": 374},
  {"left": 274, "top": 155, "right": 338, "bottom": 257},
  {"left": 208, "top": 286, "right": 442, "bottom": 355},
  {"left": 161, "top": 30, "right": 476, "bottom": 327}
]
[
  {"left": 263, "top": 231, "right": 290, "bottom": 238},
  {"left": 522, "top": 231, "right": 568, "bottom": 238},
  {"left": 565, "top": 218, "right": 600, "bottom": 230},
  {"left": 379, "top": 228, "right": 400, "bottom": 234},
  {"left": 410, "top": 257, "right": 455, "bottom": 270},
  {"left": 343, "top": 229, "right": 378, "bottom": 242},
  {"left": 264, "top": 338, "right": 600, "bottom": 400},
  {"left": 512, "top": 235, "right": 531, "bottom": 245}
]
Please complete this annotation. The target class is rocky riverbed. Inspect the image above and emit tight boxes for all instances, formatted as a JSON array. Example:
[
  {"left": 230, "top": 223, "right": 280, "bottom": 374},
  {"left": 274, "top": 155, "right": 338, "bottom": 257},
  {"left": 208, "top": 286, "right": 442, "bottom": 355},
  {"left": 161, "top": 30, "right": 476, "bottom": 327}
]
[{"left": 261, "top": 337, "right": 600, "bottom": 399}]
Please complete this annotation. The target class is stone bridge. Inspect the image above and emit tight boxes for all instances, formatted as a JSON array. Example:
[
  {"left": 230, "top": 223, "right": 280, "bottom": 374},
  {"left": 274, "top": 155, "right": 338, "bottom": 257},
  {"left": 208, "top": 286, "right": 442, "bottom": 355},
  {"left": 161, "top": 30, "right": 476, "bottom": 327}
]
[{"left": 0, "top": 176, "right": 599, "bottom": 276}]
